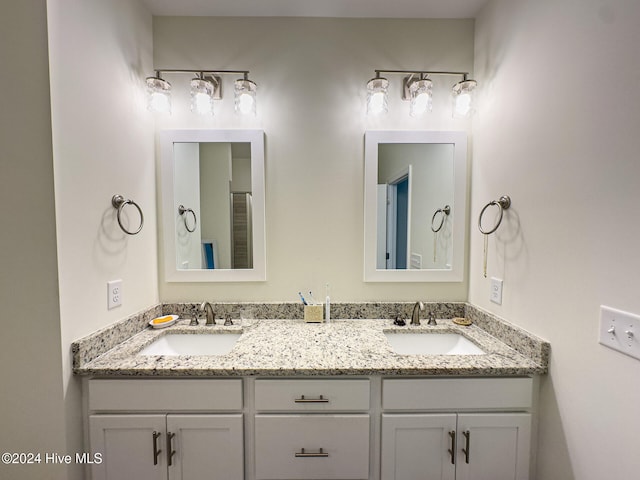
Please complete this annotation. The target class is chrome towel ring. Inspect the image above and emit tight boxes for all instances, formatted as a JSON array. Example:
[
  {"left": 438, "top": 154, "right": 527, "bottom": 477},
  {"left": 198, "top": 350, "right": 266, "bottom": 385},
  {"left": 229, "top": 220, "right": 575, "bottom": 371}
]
[
  {"left": 111, "top": 194, "right": 144, "bottom": 235},
  {"left": 430, "top": 205, "right": 451, "bottom": 233},
  {"left": 478, "top": 195, "right": 511, "bottom": 277},
  {"left": 178, "top": 205, "right": 197, "bottom": 233},
  {"left": 478, "top": 195, "right": 511, "bottom": 235}
]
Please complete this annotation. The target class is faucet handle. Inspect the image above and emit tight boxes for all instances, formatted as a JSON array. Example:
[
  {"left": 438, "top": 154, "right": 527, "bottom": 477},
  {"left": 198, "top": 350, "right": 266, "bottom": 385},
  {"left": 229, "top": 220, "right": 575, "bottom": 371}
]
[
  {"left": 189, "top": 316, "right": 199, "bottom": 326},
  {"left": 427, "top": 315, "right": 438, "bottom": 326},
  {"left": 224, "top": 316, "right": 234, "bottom": 326}
]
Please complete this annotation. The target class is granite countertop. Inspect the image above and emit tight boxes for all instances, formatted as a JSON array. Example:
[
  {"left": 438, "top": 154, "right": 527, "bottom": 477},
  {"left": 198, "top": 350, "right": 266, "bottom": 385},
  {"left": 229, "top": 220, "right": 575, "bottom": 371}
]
[{"left": 74, "top": 317, "right": 547, "bottom": 377}]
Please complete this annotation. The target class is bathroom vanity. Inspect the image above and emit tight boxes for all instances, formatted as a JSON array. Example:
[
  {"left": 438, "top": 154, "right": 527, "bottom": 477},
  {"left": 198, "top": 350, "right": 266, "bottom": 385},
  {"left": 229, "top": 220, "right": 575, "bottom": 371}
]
[{"left": 74, "top": 304, "right": 548, "bottom": 480}]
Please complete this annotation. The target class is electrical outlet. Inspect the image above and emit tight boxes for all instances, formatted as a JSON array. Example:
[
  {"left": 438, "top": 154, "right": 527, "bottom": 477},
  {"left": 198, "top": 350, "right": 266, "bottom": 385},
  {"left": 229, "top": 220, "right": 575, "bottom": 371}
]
[
  {"left": 490, "top": 277, "right": 503, "bottom": 305},
  {"left": 599, "top": 306, "right": 640, "bottom": 361},
  {"left": 107, "top": 280, "right": 122, "bottom": 310}
]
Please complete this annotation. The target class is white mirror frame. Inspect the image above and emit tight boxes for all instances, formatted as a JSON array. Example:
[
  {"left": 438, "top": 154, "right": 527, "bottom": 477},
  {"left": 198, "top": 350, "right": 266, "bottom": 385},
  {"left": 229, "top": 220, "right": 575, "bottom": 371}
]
[
  {"left": 364, "top": 130, "right": 467, "bottom": 282},
  {"left": 160, "top": 129, "right": 266, "bottom": 282}
]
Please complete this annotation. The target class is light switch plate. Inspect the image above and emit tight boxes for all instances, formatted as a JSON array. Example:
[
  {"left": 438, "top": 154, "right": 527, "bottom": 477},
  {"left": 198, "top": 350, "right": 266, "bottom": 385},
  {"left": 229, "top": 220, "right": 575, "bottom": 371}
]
[
  {"left": 599, "top": 305, "right": 640, "bottom": 361},
  {"left": 107, "top": 279, "right": 122, "bottom": 310},
  {"left": 490, "top": 277, "right": 503, "bottom": 305}
]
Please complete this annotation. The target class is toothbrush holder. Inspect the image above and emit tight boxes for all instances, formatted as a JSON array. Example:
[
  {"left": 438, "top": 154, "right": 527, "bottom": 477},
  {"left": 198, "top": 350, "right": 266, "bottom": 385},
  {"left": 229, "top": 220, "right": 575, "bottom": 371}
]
[{"left": 304, "top": 304, "right": 324, "bottom": 323}]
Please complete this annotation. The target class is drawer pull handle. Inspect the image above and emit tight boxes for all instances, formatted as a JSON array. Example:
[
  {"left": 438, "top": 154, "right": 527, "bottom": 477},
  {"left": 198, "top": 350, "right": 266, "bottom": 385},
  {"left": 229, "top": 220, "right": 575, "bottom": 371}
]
[
  {"left": 448, "top": 430, "right": 456, "bottom": 465},
  {"left": 462, "top": 430, "right": 470, "bottom": 464},
  {"left": 167, "top": 432, "right": 176, "bottom": 466},
  {"left": 294, "top": 394, "right": 329, "bottom": 403},
  {"left": 295, "top": 448, "right": 329, "bottom": 458},
  {"left": 152, "top": 431, "right": 162, "bottom": 466}
]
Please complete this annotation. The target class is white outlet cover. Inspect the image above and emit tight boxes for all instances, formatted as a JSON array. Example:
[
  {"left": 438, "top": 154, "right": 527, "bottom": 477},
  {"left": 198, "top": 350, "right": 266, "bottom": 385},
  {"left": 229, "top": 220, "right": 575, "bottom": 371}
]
[
  {"left": 107, "top": 279, "right": 122, "bottom": 310},
  {"left": 490, "top": 277, "right": 503, "bottom": 305},
  {"left": 599, "top": 305, "right": 640, "bottom": 361}
]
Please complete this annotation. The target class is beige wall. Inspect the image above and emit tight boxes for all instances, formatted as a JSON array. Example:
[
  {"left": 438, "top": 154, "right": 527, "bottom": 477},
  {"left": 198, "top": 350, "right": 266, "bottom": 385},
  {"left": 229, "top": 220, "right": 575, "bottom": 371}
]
[
  {"left": 47, "top": 0, "right": 156, "bottom": 477},
  {"left": 471, "top": 1, "right": 640, "bottom": 478},
  {"left": 153, "top": 16, "right": 474, "bottom": 302},
  {"left": 0, "top": 1, "right": 67, "bottom": 478}
]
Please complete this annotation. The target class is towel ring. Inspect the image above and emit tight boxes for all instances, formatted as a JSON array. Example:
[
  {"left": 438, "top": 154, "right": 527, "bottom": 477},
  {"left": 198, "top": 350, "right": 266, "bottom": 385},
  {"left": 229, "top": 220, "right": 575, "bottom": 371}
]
[
  {"left": 478, "top": 195, "right": 511, "bottom": 235},
  {"left": 111, "top": 194, "right": 144, "bottom": 235},
  {"left": 431, "top": 205, "right": 451, "bottom": 233},
  {"left": 178, "top": 205, "right": 197, "bottom": 233}
]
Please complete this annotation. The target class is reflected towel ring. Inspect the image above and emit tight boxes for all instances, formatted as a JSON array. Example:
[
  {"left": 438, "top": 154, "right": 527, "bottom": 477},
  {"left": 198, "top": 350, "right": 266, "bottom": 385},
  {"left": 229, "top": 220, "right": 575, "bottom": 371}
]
[
  {"left": 431, "top": 205, "right": 451, "bottom": 233},
  {"left": 478, "top": 195, "right": 511, "bottom": 235},
  {"left": 178, "top": 205, "right": 197, "bottom": 233},
  {"left": 111, "top": 194, "right": 144, "bottom": 235}
]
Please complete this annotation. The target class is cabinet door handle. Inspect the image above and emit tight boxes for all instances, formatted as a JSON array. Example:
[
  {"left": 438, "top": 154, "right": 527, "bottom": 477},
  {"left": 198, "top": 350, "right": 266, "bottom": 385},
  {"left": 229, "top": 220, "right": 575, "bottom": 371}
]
[
  {"left": 152, "top": 431, "right": 162, "bottom": 466},
  {"left": 462, "top": 430, "right": 470, "bottom": 464},
  {"left": 294, "top": 394, "right": 329, "bottom": 403},
  {"left": 448, "top": 431, "right": 456, "bottom": 465},
  {"left": 167, "top": 432, "right": 176, "bottom": 466},
  {"left": 295, "top": 448, "right": 329, "bottom": 458}
]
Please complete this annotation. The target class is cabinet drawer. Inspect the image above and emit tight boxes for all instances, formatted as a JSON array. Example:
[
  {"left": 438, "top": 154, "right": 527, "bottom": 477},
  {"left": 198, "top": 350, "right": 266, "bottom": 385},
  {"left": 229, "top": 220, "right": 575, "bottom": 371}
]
[
  {"left": 254, "top": 379, "right": 370, "bottom": 411},
  {"left": 254, "top": 414, "right": 370, "bottom": 479},
  {"left": 383, "top": 377, "right": 533, "bottom": 411},
  {"left": 88, "top": 379, "right": 242, "bottom": 411}
]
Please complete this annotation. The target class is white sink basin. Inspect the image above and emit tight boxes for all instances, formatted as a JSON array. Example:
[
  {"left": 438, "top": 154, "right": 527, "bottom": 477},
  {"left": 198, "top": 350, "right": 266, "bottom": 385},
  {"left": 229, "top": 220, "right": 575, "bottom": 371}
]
[
  {"left": 384, "top": 332, "right": 486, "bottom": 355},
  {"left": 138, "top": 333, "right": 242, "bottom": 356}
]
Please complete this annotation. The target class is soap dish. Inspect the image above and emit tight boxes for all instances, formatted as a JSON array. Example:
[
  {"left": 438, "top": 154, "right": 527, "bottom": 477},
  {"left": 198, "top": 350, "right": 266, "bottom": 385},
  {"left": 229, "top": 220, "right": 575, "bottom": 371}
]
[
  {"left": 452, "top": 317, "right": 472, "bottom": 326},
  {"left": 149, "top": 314, "right": 178, "bottom": 329}
]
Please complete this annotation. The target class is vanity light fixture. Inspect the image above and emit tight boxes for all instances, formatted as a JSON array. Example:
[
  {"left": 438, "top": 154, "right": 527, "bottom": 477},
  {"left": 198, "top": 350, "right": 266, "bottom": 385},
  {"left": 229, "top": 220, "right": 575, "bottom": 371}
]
[
  {"left": 366, "top": 74, "right": 389, "bottom": 115},
  {"left": 145, "top": 73, "right": 172, "bottom": 114},
  {"left": 407, "top": 75, "right": 433, "bottom": 117},
  {"left": 190, "top": 74, "right": 217, "bottom": 116},
  {"left": 367, "top": 69, "right": 477, "bottom": 118},
  {"left": 234, "top": 75, "right": 257, "bottom": 116},
  {"left": 145, "top": 69, "right": 257, "bottom": 116},
  {"left": 452, "top": 76, "right": 478, "bottom": 118}
]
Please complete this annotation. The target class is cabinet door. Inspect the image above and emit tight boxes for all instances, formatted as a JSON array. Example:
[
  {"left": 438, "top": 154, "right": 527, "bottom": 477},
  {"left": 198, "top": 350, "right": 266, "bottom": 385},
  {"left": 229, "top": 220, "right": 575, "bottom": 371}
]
[
  {"left": 89, "top": 414, "right": 167, "bottom": 480},
  {"left": 455, "top": 413, "right": 531, "bottom": 480},
  {"left": 381, "top": 414, "right": 456, "bottom": 480},
  {"left": 166, "top": 414, "right": 243, "bottom": 480}
]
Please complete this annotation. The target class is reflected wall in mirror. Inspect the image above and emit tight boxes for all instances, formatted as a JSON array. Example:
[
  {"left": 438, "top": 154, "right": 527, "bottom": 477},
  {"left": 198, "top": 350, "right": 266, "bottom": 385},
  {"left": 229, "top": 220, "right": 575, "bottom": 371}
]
[
  {"left": 364, "top": 131, "right": 467, "bottom": 282},
  {"left": 161, "top": 130, "right": 266, "bottom": 282}
]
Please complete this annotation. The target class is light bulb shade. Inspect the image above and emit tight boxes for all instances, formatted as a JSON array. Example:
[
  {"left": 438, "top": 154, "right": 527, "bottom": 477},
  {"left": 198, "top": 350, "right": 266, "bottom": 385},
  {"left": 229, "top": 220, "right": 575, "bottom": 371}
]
[
  {"left": 452, "top": 79, "right": 477, "bottom": 118},
  {"left": 234, "top": 79, "right": 257, "bottom": 116},
  {"left": 146, "top": 76, "right": 171, "bottom": 114},
  {"left": 409, "top": 79, "right": 433, "bottom": 117},
  {"left": 190, "top": 77, "right": 215, "bottom": 115},
  {"left": 366, "top": 77, "right": 389, "bottom": 115}
]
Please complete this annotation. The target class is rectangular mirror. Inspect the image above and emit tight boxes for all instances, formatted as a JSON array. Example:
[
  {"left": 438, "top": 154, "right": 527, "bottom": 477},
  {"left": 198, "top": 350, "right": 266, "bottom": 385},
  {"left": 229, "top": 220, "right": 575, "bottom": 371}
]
[
  {"left": 160, "top": 129, "right": 266, "bottom": 282},
  {"left": 364, "top": 131, "right": 467, "bottom": 282}
]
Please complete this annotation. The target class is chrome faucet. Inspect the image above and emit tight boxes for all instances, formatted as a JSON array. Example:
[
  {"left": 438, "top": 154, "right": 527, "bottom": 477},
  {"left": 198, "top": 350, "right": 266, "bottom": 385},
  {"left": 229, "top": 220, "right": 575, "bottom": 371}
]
[
  {"left": 410, "top": 301, "right": 425, "bottom": 325},
  {"left": 200, "top": 301, "right": 216, "bottom": 326}
]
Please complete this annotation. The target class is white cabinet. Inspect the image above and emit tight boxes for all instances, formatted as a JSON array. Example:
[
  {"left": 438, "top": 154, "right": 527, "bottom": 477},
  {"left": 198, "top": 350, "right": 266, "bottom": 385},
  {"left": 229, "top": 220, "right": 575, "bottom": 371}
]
[
  {"left": 381, "top": 413, "right": 457, "bottom": 480},
  {"left": 253, "top": 379, "right": 371, "bottom": 480},
  {"left": 255, "top": 414, "right": 370, "bottom": 480},
  {"left": 455, "top": 413, "right": 531, "bottom": 480},
  {"left": 90, "top": 414, "right": 243, "bottom": 480},
  {"left": 86, "top": 379, "right": 244, "bottom": 480},
  {"left": 381, "top": 413, "right": 531, "bottom": 480},
  {"left": 89, "top": 414, "right": 166, "bottom": 480},
  {"left": 381, "top": 378, "right": 533, "bottom": 480},
  {"left": 84, "top": 376, "right": 535, "bottom": 480}
]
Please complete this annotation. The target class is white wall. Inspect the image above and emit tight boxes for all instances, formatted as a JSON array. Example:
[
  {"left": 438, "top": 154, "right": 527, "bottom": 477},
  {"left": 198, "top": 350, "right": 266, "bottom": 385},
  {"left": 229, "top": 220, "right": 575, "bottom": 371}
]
[
  {"left": 47, "top": 0, "right": 156, "bottom": 477},
  {"left": 472, "top": 1, "right": 640, "bottom": 478},
  {"left": 153, "top": 17, "right": 474, "bottom": 302},
  {"left": 0, "top": 1, "right": 67, "bottom": 478}
]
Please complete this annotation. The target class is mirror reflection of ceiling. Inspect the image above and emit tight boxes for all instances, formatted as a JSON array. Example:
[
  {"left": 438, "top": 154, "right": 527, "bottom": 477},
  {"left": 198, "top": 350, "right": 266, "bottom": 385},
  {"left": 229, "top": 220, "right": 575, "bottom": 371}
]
[{"left": 140, "top": 0, "right": 489, "bottom": 18}]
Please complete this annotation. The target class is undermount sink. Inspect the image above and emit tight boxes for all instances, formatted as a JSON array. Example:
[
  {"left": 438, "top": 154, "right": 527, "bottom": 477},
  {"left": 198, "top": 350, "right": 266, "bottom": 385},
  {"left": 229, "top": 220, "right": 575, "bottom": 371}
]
[
  {"left": 384, "top": 332, "right": 486, "bottom": 355},
  {"left": 138, "top": 333, "right": 242, "bottom": 356}
]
